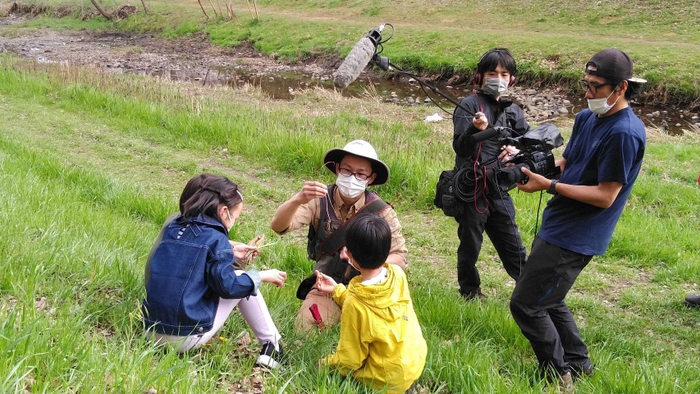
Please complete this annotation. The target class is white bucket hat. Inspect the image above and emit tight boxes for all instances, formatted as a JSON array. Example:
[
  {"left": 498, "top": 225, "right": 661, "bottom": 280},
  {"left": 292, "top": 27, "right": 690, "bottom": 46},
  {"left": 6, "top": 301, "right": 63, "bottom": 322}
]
[{"left": 323, "top": 140, "right": 390, "bottom": 186}]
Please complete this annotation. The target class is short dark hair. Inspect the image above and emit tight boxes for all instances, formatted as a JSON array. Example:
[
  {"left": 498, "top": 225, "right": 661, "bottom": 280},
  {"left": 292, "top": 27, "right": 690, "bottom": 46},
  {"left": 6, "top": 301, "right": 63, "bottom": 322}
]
[
  {"left": 344, "top": 214, "right": 391, "bottom": 270},
  {"left": 477, "top": 48, "right": 517, "bottom": 77},
  {"left": 623, "top": 80, "right": 643, "bottom": 100},
  {"left": 181, "top": 175, "right": 242, "bottom": 223},
  {"left": 604, "top": 80, "right": 642, "bottom": 101}
]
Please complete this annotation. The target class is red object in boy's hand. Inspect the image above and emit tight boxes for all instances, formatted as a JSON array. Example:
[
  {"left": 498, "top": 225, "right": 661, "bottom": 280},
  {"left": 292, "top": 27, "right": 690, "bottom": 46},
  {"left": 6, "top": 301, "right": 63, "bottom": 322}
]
[{"left": 309, "top": 303, "right": 323, "bottom": 329}]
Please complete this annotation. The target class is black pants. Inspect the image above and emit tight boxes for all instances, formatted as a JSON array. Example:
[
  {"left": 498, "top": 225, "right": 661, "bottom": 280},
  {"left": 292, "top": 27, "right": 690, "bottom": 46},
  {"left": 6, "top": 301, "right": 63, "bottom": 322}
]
[
  {"left": 455, "top": 192, "right": 526, "bottom": 294},
  {"left": 510, "top": 237, "right": 593, "bottom": 375}
]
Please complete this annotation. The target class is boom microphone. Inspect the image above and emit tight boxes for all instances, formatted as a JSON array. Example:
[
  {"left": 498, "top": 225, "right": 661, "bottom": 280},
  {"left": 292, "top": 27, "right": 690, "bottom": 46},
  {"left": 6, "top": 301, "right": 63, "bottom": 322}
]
[
  {"left": 333, "top": 25, "right": 384, "bottom": 89},
  {"left": 469, "top": 127, "right": 499, "bottom": 144}
]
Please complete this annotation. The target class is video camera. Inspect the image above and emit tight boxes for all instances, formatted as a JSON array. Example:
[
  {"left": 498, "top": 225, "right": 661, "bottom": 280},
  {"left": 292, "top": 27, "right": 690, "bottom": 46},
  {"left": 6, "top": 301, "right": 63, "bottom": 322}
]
[{"left": 490, "top": 123, "right": 564, "bottom": 192}]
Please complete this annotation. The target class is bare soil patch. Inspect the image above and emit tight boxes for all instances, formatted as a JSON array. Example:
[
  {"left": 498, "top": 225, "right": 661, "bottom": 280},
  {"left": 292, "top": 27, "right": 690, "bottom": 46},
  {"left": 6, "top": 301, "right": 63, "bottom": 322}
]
[{"left": 0, "top": 25, "right": 335, "bottom": 77}]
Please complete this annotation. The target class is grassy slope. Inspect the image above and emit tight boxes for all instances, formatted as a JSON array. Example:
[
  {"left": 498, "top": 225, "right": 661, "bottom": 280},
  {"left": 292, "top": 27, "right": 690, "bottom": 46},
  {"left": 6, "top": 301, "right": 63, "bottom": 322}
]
[
  {"left": 0, "top": 2, "right": 700, "bottom": 393},
  {"left": 0, "top": 51, "right": 699, "bottom": 393},
  {"left": 2, "top": 0, "right": 700, "bottom": 105}
]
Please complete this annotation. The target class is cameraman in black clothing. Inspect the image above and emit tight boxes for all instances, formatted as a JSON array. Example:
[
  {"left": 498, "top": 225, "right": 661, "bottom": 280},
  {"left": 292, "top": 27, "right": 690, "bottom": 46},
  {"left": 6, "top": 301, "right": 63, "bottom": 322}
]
[{"left": 451, "top": 48, "right": 529, "bottom": 300}]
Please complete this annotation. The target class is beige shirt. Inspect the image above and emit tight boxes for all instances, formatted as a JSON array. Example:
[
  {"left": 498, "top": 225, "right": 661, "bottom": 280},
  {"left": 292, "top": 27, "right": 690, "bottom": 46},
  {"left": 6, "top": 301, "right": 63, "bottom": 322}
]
[{"left": 278, "top": 187, "right": 408, "bottom": 262}]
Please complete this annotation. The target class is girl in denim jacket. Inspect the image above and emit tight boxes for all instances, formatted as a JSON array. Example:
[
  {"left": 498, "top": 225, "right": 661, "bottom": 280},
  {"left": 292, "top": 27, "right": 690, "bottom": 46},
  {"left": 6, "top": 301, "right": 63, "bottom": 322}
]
[{"left": 143, "top": 174, "right": 286, "bottom": 368}]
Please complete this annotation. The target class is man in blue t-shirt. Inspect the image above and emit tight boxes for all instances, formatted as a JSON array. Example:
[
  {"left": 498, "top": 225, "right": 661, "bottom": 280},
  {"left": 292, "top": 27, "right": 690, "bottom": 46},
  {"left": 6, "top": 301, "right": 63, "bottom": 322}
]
[{"left": 509, "top": 48, "right": 646, "bottom": 390}]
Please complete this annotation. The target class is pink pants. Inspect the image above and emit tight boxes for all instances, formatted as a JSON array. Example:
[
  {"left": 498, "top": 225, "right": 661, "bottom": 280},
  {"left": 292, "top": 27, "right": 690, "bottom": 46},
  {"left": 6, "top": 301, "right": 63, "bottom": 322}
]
[{"left": 150, "top": 282, "right": 280, "bottom": 352}]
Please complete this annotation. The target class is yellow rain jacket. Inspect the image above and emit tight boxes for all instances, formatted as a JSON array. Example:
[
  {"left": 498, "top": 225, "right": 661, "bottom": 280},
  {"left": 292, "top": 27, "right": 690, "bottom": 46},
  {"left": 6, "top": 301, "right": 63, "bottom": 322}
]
[{"left": 322, "top": 264, "right": 427, "bottom": 394}]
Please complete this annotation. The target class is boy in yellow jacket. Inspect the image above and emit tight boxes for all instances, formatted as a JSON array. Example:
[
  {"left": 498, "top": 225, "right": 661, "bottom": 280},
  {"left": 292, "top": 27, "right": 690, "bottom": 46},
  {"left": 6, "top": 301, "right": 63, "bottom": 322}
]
[{"left": 315, "top": 214, "right": 427, "bottom": 394}]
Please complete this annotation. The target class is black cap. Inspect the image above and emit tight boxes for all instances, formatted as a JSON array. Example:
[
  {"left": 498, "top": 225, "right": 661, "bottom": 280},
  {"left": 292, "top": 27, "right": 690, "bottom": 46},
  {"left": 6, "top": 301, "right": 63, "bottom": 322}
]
[{"left": 585, "top": 48, "right": 646, "bottom": 84}]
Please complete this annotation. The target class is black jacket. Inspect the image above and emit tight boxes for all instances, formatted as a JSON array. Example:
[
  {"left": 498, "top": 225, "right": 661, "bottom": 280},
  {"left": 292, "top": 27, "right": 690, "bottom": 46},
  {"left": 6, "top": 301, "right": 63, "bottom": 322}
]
[{"left": 452, "top": 91, "right": 530, "bottom": 169}]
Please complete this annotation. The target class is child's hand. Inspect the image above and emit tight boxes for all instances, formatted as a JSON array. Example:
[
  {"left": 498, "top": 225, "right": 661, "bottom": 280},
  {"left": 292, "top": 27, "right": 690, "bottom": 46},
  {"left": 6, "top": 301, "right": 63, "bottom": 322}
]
[
  {"left": 315, "top": 270, "right": 337, "bottom": 294},
  {"left": 233, "top": 243, "right": 259, "bottom": 262},
  {"left": 231, "top": 234, "right": 269, "bottom": 269},
  {"left": 259, "top": 269, "right": 287, "bottom": 287},
  {"left": 246, "top": 234, "right": 265, "bottom": 260}
]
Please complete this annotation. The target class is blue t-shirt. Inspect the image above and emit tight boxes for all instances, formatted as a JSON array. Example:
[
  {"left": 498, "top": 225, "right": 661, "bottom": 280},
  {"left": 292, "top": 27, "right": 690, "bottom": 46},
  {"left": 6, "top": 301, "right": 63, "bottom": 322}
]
[{"left": 539, "top": 106, "right": 645, "bottom": 255}]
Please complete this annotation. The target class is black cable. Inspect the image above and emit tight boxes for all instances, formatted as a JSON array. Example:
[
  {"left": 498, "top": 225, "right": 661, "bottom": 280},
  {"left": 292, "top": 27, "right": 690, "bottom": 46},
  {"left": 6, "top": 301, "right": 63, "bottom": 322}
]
[
  {"left": 385, "top": 60, "right": 466, "bottom": 117},
  {"left": 377, "top": 23, "right": 394, "bottom": 45},
  {"left": 368, "top": 25, "right": 470, "bottom": 118},
  {"left": 452, "top": 165, "right": 485, "bottom": 203},
  {"left": 534, "top": 190, "right": 545, "bottom": 235}
]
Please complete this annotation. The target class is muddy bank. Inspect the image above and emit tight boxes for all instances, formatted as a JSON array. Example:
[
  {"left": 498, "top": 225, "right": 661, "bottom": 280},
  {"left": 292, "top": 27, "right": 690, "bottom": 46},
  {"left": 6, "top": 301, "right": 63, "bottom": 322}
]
[
  {"left": 0, "top": 18, "right": 331, "bottom": 77},
  {"left": 1, "top": 17, "right": 698, "bottom": 134},
  {"left": 0, "top": 21, "right": 579, "bottom": 125}
]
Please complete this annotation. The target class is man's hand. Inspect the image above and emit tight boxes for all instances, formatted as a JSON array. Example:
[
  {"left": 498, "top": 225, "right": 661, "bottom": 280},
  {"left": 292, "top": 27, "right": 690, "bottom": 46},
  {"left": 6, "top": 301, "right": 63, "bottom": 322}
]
[
  {"left": 314, "top": 270, "right": 337, "bottom": 294},
  {"left": 499, "top": 145, "right": 520, "bottom": 163},
  {"left": 472, "top": 111, "right": 488, "bottom": 131},
  {"left": 294, "top": 181, "right": 328, "bottom": 205},
  {"left": 271, "top": 181, "right": 327, "bottom": 233},
  {"left": 516, "top": 167, "right": 551, "bottom": 193},
  {"left": 259, "top": 269, "right": 287, "bottom": 287}
]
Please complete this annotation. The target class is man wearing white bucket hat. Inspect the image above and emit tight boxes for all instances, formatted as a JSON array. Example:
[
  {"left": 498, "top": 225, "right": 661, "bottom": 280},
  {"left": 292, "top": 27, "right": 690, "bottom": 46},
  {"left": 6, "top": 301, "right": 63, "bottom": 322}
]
[{"left": 271, "top": 139, "right": 408, "bottom": 331}]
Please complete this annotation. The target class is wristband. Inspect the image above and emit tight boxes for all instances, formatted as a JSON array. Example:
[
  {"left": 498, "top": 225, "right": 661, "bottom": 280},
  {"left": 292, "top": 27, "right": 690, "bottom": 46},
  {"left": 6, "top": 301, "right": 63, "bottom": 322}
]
[{"left": 547, "top": 180, "right": 558, "bottom": 195}]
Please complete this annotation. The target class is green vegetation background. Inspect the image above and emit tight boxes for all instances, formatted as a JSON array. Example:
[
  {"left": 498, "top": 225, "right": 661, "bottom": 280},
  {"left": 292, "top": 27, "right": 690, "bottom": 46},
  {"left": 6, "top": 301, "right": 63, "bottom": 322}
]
[{"left": 1, "top": 1, "right": 699, "bottom": 393}]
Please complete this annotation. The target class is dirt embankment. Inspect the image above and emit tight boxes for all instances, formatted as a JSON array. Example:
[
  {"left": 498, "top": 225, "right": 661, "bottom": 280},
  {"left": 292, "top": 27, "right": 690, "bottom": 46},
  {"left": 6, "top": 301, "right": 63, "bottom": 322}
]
[
  {"left": 0, "top": 2, "right": 337, "bottom": 76},
  {"left": 1, "top": 3, "right": 699, "bottom": 132}
]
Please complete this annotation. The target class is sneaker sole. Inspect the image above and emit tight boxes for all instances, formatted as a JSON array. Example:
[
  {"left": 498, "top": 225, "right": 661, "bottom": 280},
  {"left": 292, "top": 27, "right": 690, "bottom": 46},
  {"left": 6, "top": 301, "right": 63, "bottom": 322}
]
[{"left": 256, "top": 354, "right": 280, "bottom": 369}]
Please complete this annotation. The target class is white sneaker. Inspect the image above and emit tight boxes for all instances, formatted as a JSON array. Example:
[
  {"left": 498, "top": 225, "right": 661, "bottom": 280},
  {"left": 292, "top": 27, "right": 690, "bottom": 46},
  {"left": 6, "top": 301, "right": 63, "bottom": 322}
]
[{"left": 256, "top": 342, "right": 283, "bottom": 369}]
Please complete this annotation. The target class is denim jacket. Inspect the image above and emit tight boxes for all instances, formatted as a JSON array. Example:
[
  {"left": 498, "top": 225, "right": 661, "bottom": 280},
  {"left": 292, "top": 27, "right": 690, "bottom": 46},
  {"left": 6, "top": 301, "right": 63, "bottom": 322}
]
[{"left": 142, "top": 213, "right": 261, "bottom": 336}]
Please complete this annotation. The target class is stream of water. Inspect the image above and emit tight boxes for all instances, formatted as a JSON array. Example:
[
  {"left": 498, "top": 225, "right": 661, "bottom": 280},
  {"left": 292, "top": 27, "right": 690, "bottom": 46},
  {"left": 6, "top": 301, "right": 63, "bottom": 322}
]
[{"left": 156, "top": 65, "right": 697, "bottom": 135}]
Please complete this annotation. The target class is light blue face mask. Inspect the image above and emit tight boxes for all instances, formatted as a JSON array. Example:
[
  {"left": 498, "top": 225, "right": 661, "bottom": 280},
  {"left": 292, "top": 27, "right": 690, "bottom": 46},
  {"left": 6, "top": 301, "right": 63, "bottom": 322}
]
[{"left": 483, "top": 77, "right": 510, "bottom": 97}]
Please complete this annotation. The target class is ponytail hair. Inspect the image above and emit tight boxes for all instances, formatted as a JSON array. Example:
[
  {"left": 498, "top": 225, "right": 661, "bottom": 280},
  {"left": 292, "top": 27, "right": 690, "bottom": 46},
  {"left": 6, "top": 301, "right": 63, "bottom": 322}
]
[
  {"left": 181, "top": 175, "right": 243, "bottom": 223},
  {"left": 179, "top": 173, "right": 215, "bottom": 213}
]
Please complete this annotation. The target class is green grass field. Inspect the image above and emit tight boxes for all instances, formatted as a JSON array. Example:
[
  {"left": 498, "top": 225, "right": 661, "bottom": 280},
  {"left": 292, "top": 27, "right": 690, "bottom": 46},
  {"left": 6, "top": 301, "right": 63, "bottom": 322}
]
[{"left": 1, "top": 1, "right": 700, "bottom": 393}]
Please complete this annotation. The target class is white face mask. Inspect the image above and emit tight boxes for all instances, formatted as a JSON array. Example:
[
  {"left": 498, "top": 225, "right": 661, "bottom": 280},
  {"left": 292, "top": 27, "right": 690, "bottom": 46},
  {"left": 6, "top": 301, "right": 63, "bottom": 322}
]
[
  {"left": 336, "top": 173, "right": 368, "bottom": 199},
  {"left": 347, "top": 256, "right": 360, "bottom": 272},
  {"left": 483, "top": 77, "right": 509, "bottom": 97},
  {"left": 225, "top": 207, "right": 235, "bottom": 232},
  {"left": 587, "top": 89, "right": 620, "bottom": 115}
]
